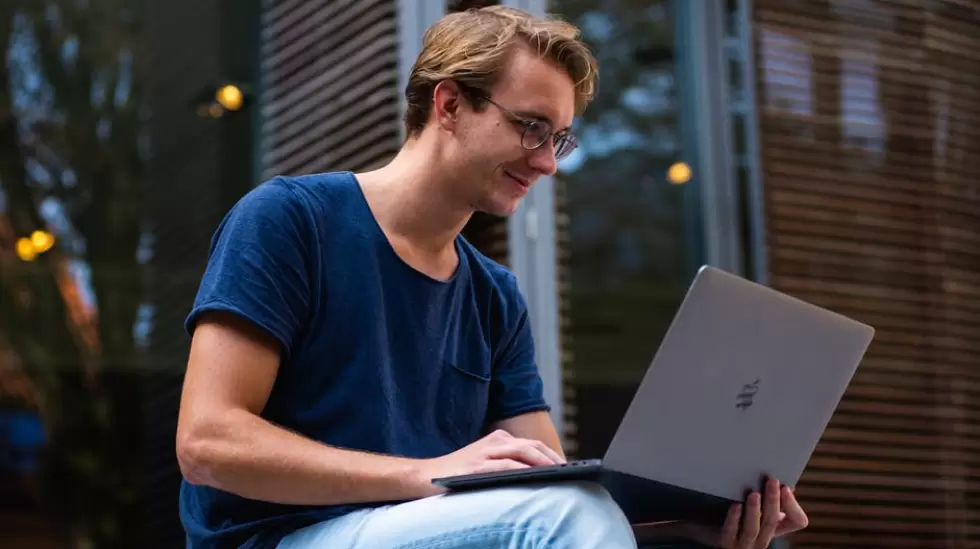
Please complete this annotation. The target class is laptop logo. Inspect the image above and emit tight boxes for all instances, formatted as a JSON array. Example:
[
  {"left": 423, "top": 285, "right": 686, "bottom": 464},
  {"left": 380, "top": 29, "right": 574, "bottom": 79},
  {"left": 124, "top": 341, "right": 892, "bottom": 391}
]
[{"left": 736, "top": 379, "right": 761, "bottom": 409}]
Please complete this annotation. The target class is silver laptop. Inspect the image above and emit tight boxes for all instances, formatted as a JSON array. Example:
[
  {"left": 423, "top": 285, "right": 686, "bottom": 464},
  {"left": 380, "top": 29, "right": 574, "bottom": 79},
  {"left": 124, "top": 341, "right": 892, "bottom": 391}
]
[{"left": 433, "top": 265, "right": 875, "bottom": 523}]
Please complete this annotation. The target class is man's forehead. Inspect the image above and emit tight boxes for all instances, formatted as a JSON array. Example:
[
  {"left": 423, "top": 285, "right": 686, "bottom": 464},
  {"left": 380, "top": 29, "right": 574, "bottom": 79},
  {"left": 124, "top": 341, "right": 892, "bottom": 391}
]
[{"left": 496, "top": 49, "right": 576, "bottom": 129}]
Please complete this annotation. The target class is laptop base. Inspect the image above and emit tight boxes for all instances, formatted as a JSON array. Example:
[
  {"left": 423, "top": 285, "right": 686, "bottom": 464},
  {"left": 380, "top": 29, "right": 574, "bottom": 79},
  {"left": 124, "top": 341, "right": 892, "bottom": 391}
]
[
  {"left": 431, "top": 463, "right": 735, "bottom": 526},
  {"left": 430, "top": 459, "right": 604, "bottom": 492}
]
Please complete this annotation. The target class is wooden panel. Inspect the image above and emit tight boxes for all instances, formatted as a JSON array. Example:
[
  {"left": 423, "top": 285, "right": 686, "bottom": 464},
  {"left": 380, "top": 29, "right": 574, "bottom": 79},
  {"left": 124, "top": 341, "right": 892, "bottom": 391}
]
[
  {"left": 261, "top": 0, "right": 513, "bottom": 264},
  {"left": 555, "top": 177, "right": 576, "bottom": 453},
  {"left": 753, "top": 0, "right": 980, "bottom": 548},
  {"left": 260, "top": 0, "right": 400, "bottom": 177}
]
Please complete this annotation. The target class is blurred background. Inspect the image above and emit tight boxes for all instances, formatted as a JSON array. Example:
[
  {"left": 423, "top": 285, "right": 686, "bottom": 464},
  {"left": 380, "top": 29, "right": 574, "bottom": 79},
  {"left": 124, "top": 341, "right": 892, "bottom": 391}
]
[{"left": 0, "top": 0, "right": 977, "bottom": 547}]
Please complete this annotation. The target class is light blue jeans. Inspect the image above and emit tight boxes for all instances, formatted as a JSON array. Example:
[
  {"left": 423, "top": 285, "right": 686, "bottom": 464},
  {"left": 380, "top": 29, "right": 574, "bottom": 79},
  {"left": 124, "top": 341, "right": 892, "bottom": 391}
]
[{"left": 276, "top": 481, "right": 701, "bottom": 549}]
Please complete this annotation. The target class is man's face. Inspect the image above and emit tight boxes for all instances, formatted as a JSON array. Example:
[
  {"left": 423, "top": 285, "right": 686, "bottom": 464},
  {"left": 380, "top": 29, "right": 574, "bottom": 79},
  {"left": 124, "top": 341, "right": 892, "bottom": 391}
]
[{"left": 448, "top": 46, "right": 577, "bottom": 216}]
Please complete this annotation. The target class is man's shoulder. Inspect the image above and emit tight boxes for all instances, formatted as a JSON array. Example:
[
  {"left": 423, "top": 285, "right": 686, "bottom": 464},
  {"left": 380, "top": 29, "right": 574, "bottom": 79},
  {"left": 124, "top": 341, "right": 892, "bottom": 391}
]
[
  {"left": 227, "top": 171, "right": 358, "bottom": 229},
  {"left": 458, "top": 237, "right": 527, "bottom": 316},
  {"left": 252, "top": 171, "right": 356, "bottom": 203}
]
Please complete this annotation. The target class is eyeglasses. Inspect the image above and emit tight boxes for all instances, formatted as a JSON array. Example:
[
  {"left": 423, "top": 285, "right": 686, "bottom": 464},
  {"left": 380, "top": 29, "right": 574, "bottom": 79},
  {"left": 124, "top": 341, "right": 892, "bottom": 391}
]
[{"left": 480, "top": 96, "right": 578, "bottom": 161}]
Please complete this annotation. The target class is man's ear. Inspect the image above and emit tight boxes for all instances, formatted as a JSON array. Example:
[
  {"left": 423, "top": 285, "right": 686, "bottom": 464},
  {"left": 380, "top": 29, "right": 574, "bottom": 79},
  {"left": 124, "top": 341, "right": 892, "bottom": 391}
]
[{"left": 432, "top": 80, "right": 464, "bottom": 131}]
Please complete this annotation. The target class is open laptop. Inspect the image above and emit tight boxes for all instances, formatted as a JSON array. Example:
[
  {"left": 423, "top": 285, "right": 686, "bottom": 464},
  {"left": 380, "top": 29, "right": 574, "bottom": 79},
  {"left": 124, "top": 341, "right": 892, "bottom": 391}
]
[{"left": 431, "top": 265, "right": 875, "bottom": 525}]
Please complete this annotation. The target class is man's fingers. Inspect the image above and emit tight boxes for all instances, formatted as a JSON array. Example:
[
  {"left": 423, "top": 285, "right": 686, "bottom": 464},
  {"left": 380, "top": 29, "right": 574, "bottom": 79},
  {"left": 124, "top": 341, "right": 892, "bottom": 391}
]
[
  {"left": 488, "top": 438, "right": 559, "bottom": 467},
  {"left": 483, "top": 431, "right": 563, "bottom": 465},
  {"left": 480, "top": 458, "right": 530, "bottom": 474},
  {"left": 737, "top": 492, "right": 761, "bottom": 549},
  {"left": 776, "top": 486, "right": 809, "bottom": 536},
  {"left": 486, "top": 429, "right": 515, "bottom": 440},
  {"left": 513, "top": 443, "right": 559, "bottom": 466},
  {"left": 531, "top": 439, "right": 566, "bottom": 464},
  {"left": 757, "top": 478, "right": 782, "bottom": 545},
  {"left": 719, "top": 503, "right": 742, "bottom": 547}
]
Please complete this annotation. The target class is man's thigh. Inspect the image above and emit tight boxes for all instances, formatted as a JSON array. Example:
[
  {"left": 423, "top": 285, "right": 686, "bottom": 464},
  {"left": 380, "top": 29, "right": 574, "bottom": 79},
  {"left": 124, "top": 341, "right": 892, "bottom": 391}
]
[{"left": 276, "top": 481, "right": 639, "bottom": 549}]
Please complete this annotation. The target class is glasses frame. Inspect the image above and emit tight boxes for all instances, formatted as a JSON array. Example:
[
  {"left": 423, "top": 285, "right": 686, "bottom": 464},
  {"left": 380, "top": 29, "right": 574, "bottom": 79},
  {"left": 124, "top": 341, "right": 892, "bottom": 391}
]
[{"left": 457, "top": 83, "right": 578, "bottom": 161}]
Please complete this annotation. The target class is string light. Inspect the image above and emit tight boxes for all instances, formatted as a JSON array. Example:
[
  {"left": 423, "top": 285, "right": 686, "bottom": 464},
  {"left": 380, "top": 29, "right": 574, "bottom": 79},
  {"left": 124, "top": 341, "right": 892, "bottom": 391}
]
[
  {"left": 216, "top": 85, "right": 244, "bottom": 111},
  {"left": 15, "top": 230, "right": 55, "bottom": 261},
  {"left": 667, "top": 162, "right": 692, "bottom": 185}
]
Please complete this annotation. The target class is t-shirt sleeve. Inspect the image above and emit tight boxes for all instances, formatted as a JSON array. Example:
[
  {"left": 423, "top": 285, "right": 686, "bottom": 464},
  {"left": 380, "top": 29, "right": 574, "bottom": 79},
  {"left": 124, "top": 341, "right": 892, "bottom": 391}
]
[
  {"left": 185, "top": 177, "right": 314, "bottom": 358},
  {"left": 487, "top": 288, "right": 552, "bottom": 423}
]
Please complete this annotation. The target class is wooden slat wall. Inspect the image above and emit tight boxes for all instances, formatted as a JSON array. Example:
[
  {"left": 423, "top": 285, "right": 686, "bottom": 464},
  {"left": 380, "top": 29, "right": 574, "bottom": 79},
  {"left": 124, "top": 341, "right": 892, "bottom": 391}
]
[
  {"left": 555, "top": 177, "right": 577, "bottom": 455},
  {"left": 753, "top": 1, "right": 980, "bottom": 547},
  {"left": 260, "top": 0, "right": 513, "bottom": 265},
  {"left": 260, "top": 0, "right": 401, "bottom": 177}
]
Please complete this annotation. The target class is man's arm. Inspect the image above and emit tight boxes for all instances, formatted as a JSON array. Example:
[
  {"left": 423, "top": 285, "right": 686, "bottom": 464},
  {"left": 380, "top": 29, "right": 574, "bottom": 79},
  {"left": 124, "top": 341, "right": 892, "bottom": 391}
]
[
  {"left": 491, "top": 411, "right": 565, "bottom": 461},
  {"left": 175, "top": 180, "right": 562, "bottom": 506},
  {"left": 176, "top": 313, "right": 564, "bottom": 506},
  {"left": 175, "top": 311, "right": 431, "bottom": 506}
]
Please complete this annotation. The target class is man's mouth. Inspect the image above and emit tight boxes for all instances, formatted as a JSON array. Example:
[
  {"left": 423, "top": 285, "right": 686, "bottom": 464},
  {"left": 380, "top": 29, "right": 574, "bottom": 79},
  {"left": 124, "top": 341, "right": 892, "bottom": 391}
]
[{"left": 505, "top": 171, "right": 530, "bottom": 188}]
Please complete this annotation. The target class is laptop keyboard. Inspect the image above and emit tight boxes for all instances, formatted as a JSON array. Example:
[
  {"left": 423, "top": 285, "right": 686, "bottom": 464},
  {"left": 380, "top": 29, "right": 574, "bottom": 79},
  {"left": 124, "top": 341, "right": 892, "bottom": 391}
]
[{"left": 560, "top": 459, "right": 603, "bottom": 468}]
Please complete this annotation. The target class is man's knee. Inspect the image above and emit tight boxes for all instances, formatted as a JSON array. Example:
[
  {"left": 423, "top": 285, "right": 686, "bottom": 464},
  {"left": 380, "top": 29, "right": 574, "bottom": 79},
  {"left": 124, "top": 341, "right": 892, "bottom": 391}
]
[
  {"left": 499, "top": 481, "right": 636, "bottom": 547},
  {"left": 522, "top": 481, "right": 623, "bottom": 518}
]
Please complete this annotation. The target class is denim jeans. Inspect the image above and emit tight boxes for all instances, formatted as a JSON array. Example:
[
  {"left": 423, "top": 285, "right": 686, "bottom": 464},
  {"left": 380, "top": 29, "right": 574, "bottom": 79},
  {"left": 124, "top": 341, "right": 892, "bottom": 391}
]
[{"left": 276, "top": 481, "right": 706, "bottom": 549}]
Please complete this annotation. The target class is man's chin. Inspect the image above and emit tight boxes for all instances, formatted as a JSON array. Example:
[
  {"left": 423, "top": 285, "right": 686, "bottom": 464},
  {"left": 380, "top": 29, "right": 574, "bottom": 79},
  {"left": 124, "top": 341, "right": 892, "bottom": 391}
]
[{"left": 478, "top": 199, "right": 521, "bottom": 218}]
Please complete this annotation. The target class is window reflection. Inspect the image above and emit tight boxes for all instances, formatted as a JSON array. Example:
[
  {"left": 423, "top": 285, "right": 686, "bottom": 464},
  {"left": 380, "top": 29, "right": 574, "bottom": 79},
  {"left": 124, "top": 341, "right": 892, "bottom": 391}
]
[
  {"left": 550, "top": 0, "right": 694, "bottom": 459},
  {"left": 0, "top": 1, "right": 257, "bottom": 546},
  {"left": 1, "top": 0, "right": 149, "bottom": 544}
]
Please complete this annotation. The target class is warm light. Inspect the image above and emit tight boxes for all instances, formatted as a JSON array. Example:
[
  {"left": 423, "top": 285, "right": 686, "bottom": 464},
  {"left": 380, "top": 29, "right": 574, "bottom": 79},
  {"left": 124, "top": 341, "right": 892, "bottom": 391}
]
[
  {"left": 216, "top": 85, "right": 244, "bottom": 111},
  {"left": 667, "top": 162, "right": 692, "bottom": 185},
  {"left": 31, "top": 230, "right": 55, "bottom": 253},
  {"left": 16, "top": 238, "right": 37, "bottom": 261},
  {"left": 209, "top": 103, "right": 225, "bottom": 118}
]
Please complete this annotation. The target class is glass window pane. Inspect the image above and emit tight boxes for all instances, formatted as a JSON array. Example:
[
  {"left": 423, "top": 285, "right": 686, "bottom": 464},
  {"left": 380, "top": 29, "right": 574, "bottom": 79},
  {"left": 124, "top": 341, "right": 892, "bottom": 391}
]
[
  {"left": 0, "top": 2, "right": 259, "bottom": 546},
  {"left": 549, "top": 0, "right": 700, "bottom": 459}
]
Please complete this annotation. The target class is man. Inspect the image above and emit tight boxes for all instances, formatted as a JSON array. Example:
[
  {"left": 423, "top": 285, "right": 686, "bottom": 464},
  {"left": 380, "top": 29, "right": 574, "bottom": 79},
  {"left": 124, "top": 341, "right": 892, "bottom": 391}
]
[{"left": 175, "top": 6, "right": 808, "bottom": 549}]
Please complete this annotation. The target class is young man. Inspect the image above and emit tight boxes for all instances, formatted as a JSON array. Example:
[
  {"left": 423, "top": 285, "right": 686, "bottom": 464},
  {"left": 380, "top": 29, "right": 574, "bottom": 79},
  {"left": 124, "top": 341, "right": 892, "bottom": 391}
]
[{"left": 175, "top": 6, "right": 808, "bottom": 549}]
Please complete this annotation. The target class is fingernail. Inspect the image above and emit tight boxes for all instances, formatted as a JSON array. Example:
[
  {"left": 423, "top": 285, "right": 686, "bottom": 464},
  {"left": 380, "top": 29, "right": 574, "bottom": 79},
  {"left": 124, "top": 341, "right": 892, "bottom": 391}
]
[{"left": 779, "top": 512, "right": 787, "bottom": 521}]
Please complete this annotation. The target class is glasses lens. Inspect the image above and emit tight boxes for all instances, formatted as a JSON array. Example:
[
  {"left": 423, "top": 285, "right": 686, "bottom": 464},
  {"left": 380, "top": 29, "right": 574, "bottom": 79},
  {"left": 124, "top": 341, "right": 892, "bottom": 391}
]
[
  {"left": 555, "top": 134, "right": 577, "bottom": 160},
  {"left": 521, "top": 120, "right": 550, "bottom": 150}
]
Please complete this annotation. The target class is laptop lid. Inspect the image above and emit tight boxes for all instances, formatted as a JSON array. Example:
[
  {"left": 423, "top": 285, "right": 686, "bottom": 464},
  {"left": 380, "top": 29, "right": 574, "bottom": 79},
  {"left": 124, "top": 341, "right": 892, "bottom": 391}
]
[{"left": 601, "top": 265, "right": 874, "bottom": 502}]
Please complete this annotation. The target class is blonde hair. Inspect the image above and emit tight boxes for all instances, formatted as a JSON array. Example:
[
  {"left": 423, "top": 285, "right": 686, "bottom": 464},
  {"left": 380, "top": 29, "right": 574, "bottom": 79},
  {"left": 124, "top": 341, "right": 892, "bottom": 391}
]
[{"left": 403, "top": 6, "right": 598, "bottom": 138}]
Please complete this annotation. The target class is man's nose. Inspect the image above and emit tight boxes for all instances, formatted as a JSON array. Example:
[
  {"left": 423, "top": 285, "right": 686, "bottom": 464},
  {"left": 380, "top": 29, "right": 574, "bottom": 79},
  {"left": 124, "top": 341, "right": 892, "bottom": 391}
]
[{"left": 527, "top": 141, "right": 558, "bottom": 176}]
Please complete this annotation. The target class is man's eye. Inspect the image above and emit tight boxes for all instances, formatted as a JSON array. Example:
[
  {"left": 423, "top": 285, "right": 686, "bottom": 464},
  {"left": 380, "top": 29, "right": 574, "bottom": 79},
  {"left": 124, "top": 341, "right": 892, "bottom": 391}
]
[{"left": 524, "top": 120, "right": 546, "bottom": 135}]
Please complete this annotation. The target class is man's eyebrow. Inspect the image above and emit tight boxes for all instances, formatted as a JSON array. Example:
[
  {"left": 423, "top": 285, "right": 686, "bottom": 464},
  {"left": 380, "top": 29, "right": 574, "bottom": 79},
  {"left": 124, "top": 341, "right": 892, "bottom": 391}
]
[{"left": 513, "top": 109, "right": 571, "bottom": 133}]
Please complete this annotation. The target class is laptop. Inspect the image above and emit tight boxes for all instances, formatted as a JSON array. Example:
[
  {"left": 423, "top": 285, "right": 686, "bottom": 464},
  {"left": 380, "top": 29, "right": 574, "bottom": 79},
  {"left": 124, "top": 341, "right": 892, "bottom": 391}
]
[{"left": 431, "top": 265, "right": 875, "bottom": 525}]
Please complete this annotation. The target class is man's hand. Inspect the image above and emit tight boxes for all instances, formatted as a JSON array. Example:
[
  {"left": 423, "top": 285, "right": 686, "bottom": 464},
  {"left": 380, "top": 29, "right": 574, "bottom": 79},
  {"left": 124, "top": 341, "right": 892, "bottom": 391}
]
[
  {"left": 683, "top": 478, "right": 809, "bottom": 549},
  {"left": 413, "top": 429, "right": 566, "bottom": 495}
]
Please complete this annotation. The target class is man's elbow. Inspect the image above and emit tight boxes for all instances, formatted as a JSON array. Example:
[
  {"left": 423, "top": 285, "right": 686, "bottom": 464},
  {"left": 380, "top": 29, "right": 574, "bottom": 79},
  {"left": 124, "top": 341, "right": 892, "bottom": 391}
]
[{"left": 176, "top": 422, "right": 222, "bottom": 487}]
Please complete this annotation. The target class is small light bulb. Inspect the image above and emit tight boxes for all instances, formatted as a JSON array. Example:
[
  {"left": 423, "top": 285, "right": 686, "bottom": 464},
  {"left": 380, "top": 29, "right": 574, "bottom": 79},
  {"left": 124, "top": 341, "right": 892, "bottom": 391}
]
[
  {"left": 216, "top": 85, "right": 244, "bottom": 111},
  {"left": 30, "top": 230, "right": 55, "bottom": 253},
  {"left": 16, "top": 238, "right": 37, "bottom": 261},
  {"left": 667, "top": 162, "right": 692, "bottom": 185}
]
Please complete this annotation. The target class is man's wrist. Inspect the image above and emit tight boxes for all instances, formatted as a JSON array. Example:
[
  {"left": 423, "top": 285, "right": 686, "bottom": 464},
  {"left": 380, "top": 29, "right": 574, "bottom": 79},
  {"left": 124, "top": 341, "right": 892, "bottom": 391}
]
[{"left": 400, "top": 457, "right": 441, "bottom": 499}]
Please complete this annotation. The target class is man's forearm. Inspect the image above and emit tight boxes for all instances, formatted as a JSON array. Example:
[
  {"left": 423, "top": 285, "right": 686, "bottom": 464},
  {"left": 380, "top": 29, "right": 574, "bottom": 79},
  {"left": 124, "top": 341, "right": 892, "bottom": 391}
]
[{"left": 178, "top": 409, "right": 432, "bottom": 506}]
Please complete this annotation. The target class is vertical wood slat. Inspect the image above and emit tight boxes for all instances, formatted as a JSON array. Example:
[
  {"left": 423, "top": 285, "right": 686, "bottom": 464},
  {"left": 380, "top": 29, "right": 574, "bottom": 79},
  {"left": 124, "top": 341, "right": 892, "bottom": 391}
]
[
  {"left": 261, "top": 0, "right": 514, "bottom": 267},
  {"left": 753, "top": 1, "right": 980, "bottom": 547},
  {"left": 555, "top": 177, "right": 577, "bottom": 454},
  {"left": 260, "top": 0, "right": 401, "bottom": 177}
]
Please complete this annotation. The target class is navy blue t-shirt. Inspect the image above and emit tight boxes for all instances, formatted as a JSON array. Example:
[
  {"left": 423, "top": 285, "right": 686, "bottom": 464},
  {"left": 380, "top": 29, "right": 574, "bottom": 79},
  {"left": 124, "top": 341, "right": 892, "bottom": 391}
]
[{"left": 180, "top": 172, "right": 550, "bottom": 549}]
